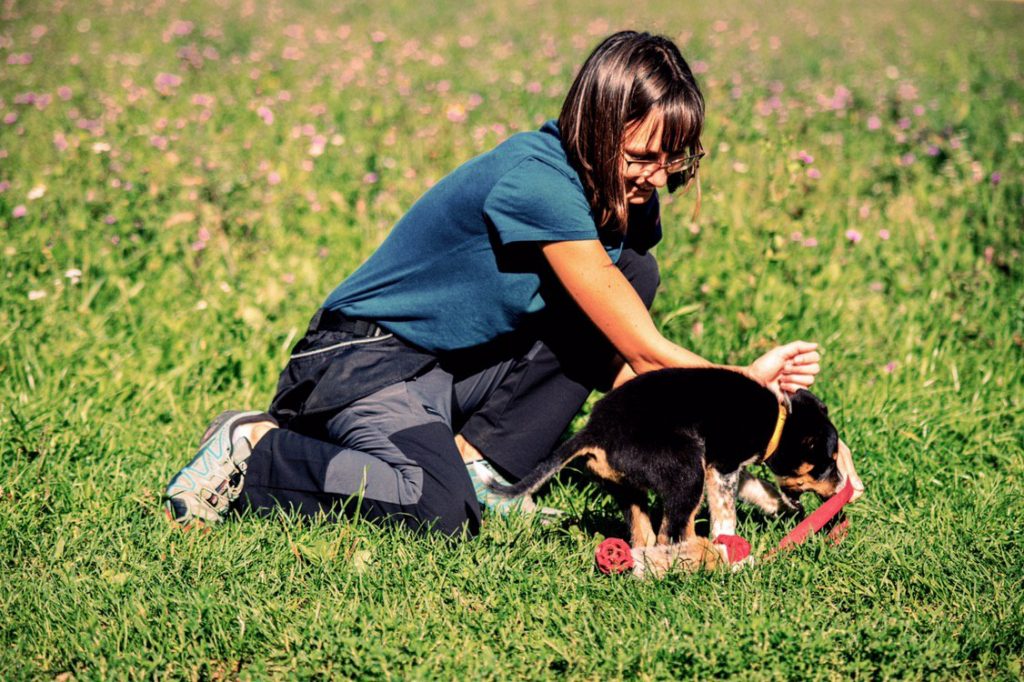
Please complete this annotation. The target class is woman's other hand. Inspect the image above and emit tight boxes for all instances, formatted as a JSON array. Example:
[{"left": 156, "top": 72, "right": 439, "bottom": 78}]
[{"left": 747, "top": 341, "right": 820, "bottom": 396}]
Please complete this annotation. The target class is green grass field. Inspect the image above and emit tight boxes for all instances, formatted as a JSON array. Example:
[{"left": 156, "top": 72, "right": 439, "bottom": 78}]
[{"left": 2, "top": 0, "right": 1022, "bottom": 678}]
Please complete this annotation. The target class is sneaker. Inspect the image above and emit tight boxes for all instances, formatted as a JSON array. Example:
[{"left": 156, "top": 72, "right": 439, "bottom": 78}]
[
  {"left": 465, "top": 459, "right": 564, "bottom": 520},
  {"left": 164, "top": 410, "right": 275, "bottom": 526}
]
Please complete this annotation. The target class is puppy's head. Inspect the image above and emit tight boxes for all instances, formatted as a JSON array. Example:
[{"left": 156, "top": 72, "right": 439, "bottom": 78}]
[{"left": 765, "top": 390, "right": 845, "bottom": 504}]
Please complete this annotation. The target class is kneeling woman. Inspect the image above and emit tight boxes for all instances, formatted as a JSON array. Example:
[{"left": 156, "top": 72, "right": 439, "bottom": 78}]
[{"left": 164, "top": 31, "right": 821, "bottom": 538}]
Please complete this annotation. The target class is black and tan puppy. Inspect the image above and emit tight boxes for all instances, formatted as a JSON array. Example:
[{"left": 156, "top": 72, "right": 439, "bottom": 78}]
[{"left": 490, "top": 367, "right": 847, "bottom": 571}]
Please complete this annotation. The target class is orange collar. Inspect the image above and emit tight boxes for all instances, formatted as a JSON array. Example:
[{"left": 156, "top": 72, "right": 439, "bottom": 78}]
[{"left": 761, "top": 403, "right": 788, "bottom": 463}]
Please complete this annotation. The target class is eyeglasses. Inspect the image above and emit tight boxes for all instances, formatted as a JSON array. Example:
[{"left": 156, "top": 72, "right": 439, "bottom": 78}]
[{"left": 622, "top": 149, "right": 705, "bottom": 178}]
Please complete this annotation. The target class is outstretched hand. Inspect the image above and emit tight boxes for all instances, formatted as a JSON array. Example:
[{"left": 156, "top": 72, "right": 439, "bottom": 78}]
[{"left": 748, "top": 341, "right": 821, "bottom": 397}]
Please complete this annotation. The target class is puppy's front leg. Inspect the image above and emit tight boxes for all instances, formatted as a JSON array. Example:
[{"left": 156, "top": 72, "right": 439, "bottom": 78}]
[
  {"left": 705, "top": 465, "right": 740, "bottom": 537},
  {"left": 738, "top": 470, "right": 801, "bottom": 516}
]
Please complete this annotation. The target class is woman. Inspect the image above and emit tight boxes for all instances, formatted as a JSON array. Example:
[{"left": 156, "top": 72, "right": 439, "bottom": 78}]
[{"left": 164, "top": 31, "right": 823, "bottom": 539}]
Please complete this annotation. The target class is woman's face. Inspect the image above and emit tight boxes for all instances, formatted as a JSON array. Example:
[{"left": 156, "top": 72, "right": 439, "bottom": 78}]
[{"left": 621, "top": 113, "right": 671, "bottom": 205}]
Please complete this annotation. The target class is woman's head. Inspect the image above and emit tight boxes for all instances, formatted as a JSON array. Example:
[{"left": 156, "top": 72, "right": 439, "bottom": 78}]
[{"left": 559, "top": 31, "right": 705, "bottom": 230}]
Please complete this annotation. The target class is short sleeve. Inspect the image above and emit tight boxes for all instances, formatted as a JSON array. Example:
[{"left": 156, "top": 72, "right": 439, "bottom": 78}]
[{"left": 483, "top": 158, "right": 598, "bottom": 245}]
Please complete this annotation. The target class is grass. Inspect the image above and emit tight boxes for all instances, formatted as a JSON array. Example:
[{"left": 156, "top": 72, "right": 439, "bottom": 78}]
[{"left": 1, "top": 0, "right": 1022, "bottom": 679}]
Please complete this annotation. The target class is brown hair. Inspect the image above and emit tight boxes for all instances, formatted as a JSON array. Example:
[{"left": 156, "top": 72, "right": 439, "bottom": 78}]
[{"left": 558, "top": 31, "right": 705, "bottom": 231}]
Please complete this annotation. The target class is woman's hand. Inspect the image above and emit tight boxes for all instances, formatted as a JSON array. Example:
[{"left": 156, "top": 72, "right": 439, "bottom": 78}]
[{"left": 747, "top": 341, "right": 821, "bottom": 396}]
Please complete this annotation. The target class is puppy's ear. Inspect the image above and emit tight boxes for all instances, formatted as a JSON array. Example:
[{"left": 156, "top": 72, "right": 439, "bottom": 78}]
[{"left": 790, "top": 388, "right": 827, "bottom": 415}]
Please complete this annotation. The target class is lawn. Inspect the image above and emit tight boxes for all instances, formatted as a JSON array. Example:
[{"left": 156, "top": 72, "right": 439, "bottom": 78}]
[{"left": 1, "top": 0, "right": 1022, "bottom": 679}]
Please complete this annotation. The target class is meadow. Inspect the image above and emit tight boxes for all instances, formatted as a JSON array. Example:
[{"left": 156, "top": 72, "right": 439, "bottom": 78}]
[{"left": 1, "top": 0, "right": 1022, "bottom": 679}]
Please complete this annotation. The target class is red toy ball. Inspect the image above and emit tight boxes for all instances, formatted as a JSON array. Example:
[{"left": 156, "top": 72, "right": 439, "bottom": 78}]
[
  {"left": 595, "top": 538, "right": 634, "bottom": 574},
  {"left": 712, "top": 534, "right": 752, "bottom": 563}
]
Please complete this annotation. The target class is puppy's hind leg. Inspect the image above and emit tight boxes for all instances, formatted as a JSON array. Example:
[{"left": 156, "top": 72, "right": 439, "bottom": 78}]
[
  {"left": 635, "top": 472, "right": 724, "bottom": 578},
  {"left": 610, "top": 487, "right": 657, "bottom": 548},
  {"left": 654, "top": 460, "right": 705, "bottom": 546}
]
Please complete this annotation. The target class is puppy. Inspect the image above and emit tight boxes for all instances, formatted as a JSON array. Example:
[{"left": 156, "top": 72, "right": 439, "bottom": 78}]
[{"left": 489, "top": 367, "right": 848, "bottom": 573}]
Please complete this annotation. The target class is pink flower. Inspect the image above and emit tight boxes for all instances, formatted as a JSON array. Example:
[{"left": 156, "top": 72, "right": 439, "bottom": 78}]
[
  {"left": 57, "top": 86, "right": 72, "bottom": 100},
  {"left": 362, "top": 172, "right": 378, "bottom": 184},
  {"left": 897, "top": 82, "right": 918, "bottom": 101},
  {"left": 154, "top": 72, "right": 183, "bottom": 96},
  {"left": 884, "top": 361, "right": 897, "bottom": 374},
  {"left": 155, "top": 73, "right": 182, "bottom": 88},
  {"left": 13, "top": 204, "right": 28, "bottom": 217},
  {"left": 3, "top": 112, "right": 18, "bottom": 125},
  {"left": 446, "top": 104, "right": 467, "bottom": 123},
  {"left": 257, "top": 106, "right": 274, "bottom": 125},
  {"left": 806, "top": 167, "right": 821, "bottom": 180},
  {"left": 900, "top": 153, "right": 916, "bottom": 166},
  {"left": 267, "top": 171, "right": 281, "bottom": 186},
  {"left": 845, "top": 229, "right": 862, "bottom": 243},
  {"left": 168, "top": 20, "right": 194, "bottom": 37},
  {"left": 802, "top": 237, "right": 818, "bottom": 248},
  {"left": 867, "top": 115, "right": 882, "bottom": 130},
  {"left": 990, "top": 172, "right": 1001, "bottom": 186},
  {"left": 797, "top": 150, "right": 814, "bottom": 164},
  {"left": 308, "top": 135, "right": 326, "bottom": 156},
  {"left": 878, "top": 229, "right": 891, "bottom": 240}
]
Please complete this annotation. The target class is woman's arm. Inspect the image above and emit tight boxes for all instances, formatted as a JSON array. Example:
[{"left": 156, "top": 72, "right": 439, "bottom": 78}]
[
  {"left": 541, "top": 240, "right": 716, "bottom": 374},
  {"left": 541, "top": 239, "right": 820, "bottom": 391}
]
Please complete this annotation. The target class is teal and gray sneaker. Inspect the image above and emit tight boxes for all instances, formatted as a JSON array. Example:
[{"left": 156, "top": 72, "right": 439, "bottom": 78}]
[
  {"left": 164, "top": 410, "right": 275, "bottom": 526},
  {"left": 465, "top": 459, "right": 564, "bottom": 520}
]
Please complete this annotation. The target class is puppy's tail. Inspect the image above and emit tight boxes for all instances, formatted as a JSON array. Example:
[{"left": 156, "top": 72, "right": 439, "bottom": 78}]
[{"left": 485, "top": 432, "right": 591, "bottom": 499}]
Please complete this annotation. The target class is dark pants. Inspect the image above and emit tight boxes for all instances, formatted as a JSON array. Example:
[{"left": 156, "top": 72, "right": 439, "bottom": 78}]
[{"left": 236, "top": 248, "right": 660, "bottom": 539}]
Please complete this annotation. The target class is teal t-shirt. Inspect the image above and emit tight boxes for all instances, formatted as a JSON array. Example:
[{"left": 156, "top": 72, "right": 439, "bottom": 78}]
[{"left": 323, "top": 120, "right": 661, "bottom": 353}]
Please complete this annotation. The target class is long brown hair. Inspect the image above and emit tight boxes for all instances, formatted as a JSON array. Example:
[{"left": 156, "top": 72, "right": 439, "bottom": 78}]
[{"left": 559, "top": 31, "right": 705, "bottom": 231}]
